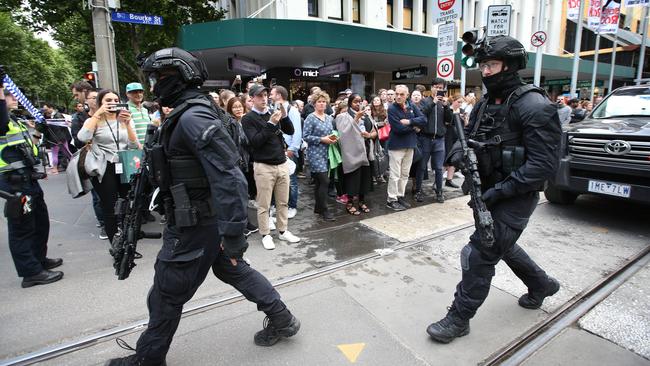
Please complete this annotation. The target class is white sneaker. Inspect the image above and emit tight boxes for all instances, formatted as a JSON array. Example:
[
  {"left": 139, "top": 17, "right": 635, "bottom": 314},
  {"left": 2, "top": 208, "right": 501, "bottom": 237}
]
[
  {"left": 261, "top": 235, "right": 276, "bottom": 250},
  {"left": 287, "top": 207, "right": 297, "bottom": 219},
  {"left": 454, "top": 172, "right": 464, "bottom": 178},
  {"left": 269, "top": 219, "right": 276, "bottom": 231},
  {"left": 278, "top": 230, "right": 300, "bottom": 243}
]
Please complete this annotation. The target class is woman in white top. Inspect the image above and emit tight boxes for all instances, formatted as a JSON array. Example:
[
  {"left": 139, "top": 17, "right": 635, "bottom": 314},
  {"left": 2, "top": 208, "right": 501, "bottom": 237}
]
[{"left": 78, "top": 89, "right": 139, "bottom": 243}]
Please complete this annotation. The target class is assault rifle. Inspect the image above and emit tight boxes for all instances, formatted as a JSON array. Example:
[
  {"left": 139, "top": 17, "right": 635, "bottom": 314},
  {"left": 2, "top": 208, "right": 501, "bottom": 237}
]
[
  {"left": 453, "top": 114, "right": 495, "bottom": 248},
  {"left": 110, "top": 125, "right": 162, "bottom": 280}
]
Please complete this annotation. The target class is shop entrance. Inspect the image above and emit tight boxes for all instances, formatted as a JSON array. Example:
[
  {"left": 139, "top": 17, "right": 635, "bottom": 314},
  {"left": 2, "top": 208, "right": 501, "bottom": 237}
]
[{"left": 289, "top": 79, "right": 348, "bottom": 102}]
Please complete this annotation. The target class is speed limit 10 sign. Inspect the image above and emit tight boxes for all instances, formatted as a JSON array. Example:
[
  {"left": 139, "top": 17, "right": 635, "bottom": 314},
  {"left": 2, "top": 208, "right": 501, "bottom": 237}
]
[{"left": 437, "top": 57, "right": 454, "bottom": 81}]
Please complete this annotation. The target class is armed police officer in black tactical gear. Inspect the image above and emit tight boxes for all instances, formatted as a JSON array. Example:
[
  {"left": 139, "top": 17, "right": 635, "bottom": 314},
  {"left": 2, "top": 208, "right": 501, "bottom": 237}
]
[
  {"left": 105, "top": 48, "right": 300, "bottom": 366},
  {"left": 0, "top": 66, "right": 63, "bottom": 288},
  {"left": 426, "top": 36, "right": 562, "bottom": 344}
]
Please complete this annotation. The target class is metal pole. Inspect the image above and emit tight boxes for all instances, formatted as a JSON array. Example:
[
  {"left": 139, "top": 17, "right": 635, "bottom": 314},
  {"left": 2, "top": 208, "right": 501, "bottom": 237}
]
[
  {"left": 460, "top": 1, "right": 469, "bottom": 96},
  {"left": 570, "top": 0, "right": 586, "bottom": 98},
  {"left": 636, "top": 5, "right": 649, "bottom": 85},
  {"left": 91, "top": 0, "right": 119, "bottom": 92},
  {"left": 608, "top": 31, "right": 618, "bottom": 93},
  {"left": 590, "top": 33, "right": 600, "bottom": 100},
  {"left": 533, "top": 0, "right": 546, "bottom": 87}
]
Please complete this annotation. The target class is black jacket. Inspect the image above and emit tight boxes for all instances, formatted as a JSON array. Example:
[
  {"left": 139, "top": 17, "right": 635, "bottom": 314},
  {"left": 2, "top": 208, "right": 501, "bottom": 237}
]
[
  {"left": 419, "top": 97, "right": 452, "bottom": 137},
  {"left": 71, "top": 110, "right": 89, "bottom": 148},
  {"left": 162, "top": 91, "right": 249, "bottom": 260},
  {"left": 242, "top": 109, "right": 294, "bottom": 165}
]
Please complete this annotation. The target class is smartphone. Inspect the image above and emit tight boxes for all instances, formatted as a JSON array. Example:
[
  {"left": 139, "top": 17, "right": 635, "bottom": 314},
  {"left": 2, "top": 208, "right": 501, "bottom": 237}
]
[
  {"left": 236, "top": 74, "right": 241, "bottom": 80},
  {"left": 436, "top": 90, "right": 446, "bottom": 97},
  {"left": 111, "top": 103, "right": 129, "bottom": 112}
]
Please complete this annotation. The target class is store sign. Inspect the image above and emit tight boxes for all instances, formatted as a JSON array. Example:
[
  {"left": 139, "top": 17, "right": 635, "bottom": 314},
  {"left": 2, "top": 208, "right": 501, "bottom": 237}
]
[
  {"left": 432, "top": 0, "right": 461, "bottom": 24},
  {"left": 392, "top": 66, "right": 428, "bottom": 80},
  {"left": 227, "top": 57, "right": 262, "bottom": 75},
  {"left": 546, "top": 78, "right": 603, "bottom": 87},
  {"left": 202, "top": 80, "right": 231, "bottom": 88},
  {"left": 624, "top": 0, "right": 650, "bottom": 6},
  {"left": 293, "top": 68, "right": 320, "bottom": 78},
  {"left": 318, "top": 61, "right": 350, "bottom": 77},
  {"left": 567, "top": 0, "right": 580, "bottom": 21}
]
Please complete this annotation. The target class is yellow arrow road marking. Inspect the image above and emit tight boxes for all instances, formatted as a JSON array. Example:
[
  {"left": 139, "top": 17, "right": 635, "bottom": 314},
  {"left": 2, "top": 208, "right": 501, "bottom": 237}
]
[{"left": 337, "top": 343, "right": 366, "bottom": 363}]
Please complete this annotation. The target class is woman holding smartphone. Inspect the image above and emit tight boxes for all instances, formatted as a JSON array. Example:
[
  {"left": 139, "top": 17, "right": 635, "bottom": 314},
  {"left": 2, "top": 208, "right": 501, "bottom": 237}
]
[
  {"left": 302, "top": 90, "right": 336, "bottom": 221},
  {"left": 78, "top": 89, "right": 139, "bottom": 243}
]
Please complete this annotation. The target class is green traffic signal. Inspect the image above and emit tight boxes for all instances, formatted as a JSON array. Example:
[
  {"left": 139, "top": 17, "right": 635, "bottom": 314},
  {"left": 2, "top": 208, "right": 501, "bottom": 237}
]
[{"left": 462, "top": 56, "right": 477, "bottom": 69}]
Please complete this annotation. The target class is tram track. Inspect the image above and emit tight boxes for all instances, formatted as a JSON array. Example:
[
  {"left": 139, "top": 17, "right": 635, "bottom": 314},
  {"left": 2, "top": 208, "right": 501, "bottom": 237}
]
[
  {"left": 3, "top": 199, "right": 647, "bottom": 366},
  {"left": 482, "top": 245, "right": 650, "bottom": 366}
]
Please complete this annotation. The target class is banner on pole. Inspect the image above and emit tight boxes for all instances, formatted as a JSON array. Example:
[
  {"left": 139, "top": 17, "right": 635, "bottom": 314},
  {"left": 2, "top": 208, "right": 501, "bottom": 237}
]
[
  {"left": 588, "top": 0, "right": 602, "bottom": 28},
  {"left": 624, "top": 0, "right": 650, "bottom": 7},
  {"left": 599, "top": 1, "right": 621, "bottom": 34},
  {"left": 567, "top": 0, "right": 581, "bottom": 20}
]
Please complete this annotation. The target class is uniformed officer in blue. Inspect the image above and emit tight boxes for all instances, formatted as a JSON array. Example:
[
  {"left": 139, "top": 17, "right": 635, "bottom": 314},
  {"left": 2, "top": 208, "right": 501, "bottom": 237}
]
[
  {"left": 426, "top": 36, "right": 562, "bottom": 343},
  {"left": 0, "top": 69, "right": 63, "bottom": 288},
  {"left": 106, "top": 48, "right": 300, "bottom": 366}
]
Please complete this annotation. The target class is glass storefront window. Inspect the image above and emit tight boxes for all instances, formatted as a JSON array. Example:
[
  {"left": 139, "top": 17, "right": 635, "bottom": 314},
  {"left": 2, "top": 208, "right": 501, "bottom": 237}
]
[
  {"left": 387, "top": 0, "right": 393, "bottom": 27},
  {"left": 308, "top": 0, "right": 318, "bottom": 17},
  {"left": 404, "top": 8, "right": 412, "bottom": 30},
  {"left": 353, "top": 0, "right": 360, "bottom": 23}
]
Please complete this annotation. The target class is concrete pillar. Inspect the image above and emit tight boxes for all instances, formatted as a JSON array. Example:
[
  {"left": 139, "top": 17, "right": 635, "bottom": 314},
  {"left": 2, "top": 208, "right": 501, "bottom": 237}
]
[
  {"left": 360, "top": 0, "right": 369, "bottom": 24},
  {"left": 394, "top": 0, "right": 404, "bottom": 30},
  {"left": 343, "top": 0, "right": 353, "bottom": 22},
  {"left": 426, "top": 1, "right": 434, "bottom": 35},
  {"left": 467, "top": 0, "right": 475, "bottom": 30},
  {"left": 319, "top": 0, "right": 327, "bottom": 20},
  {"left": 413, "top": 0, "right": 423, "bottom": 33}
]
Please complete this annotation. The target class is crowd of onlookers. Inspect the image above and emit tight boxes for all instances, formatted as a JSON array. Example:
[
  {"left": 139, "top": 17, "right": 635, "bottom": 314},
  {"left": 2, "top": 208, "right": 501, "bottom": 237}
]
[{"left": 7, "top": 77, "right": 522, "bottom": 251}]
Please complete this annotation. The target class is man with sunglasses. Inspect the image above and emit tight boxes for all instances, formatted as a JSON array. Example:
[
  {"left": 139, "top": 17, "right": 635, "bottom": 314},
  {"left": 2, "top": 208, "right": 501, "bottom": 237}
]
[{"left": 426, "top": 36, "right": 562, "bottom": 344}]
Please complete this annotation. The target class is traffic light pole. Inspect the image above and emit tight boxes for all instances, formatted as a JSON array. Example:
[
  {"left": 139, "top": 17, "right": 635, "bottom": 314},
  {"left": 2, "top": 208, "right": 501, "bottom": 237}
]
[
  {"left": 460, "top": 2, "right": 469, "bottom": 96},
  {"left": 533, "top": 0, "right": 546, "bottom": 87},
  {"left": 570, "top": 0, "right": 586, "bottom": 98},
  {"left": 590, "top": 32, "right": 601, "bottom": 100},
  {"left": 91, "top": 0, "right": 120, "bottom": 92}
]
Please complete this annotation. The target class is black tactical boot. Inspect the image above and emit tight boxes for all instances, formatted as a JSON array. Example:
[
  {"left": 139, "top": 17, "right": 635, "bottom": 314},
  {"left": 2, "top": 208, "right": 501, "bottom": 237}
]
[
  {"left": 254, "top": 310, "right": 301, "bottom": 347},
  {"left": 104, "top": 354, "right": 166, "bottom": 366},
  {"left": 519, "top": 277, "right": 560, "bottom": 309},
  {"left": 426, "top": 308, "right": 470, "bottom": 343},
  {"left": 42, "top": 257, "right": 63, "bottom": 270},
  {"left": 21, "top": 270, "right": 63, "bottom": 288}
]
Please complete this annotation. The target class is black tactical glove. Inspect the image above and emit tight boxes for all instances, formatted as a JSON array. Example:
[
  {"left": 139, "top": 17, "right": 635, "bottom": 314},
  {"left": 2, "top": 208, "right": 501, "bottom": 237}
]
[
  {"left": 481, "top": 187, "right": 506, "bottom": 208},
  {"left": 221, "top": 234, "right": 249, "bottom": 260}
]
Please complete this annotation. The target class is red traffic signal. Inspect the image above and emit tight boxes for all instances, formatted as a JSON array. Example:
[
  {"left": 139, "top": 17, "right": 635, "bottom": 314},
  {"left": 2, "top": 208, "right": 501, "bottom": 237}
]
[{"left": 83, "top": 72, "right": 97, "bottom": 87}]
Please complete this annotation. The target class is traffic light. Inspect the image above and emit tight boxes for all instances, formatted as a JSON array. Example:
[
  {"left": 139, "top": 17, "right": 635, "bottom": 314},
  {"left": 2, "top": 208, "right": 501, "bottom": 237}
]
[
  {"left": 461, "top": 30, "right": 479, "bottom": 69},
  {"left": 84, "top": 71, "right": 97, "bottom": 87}
]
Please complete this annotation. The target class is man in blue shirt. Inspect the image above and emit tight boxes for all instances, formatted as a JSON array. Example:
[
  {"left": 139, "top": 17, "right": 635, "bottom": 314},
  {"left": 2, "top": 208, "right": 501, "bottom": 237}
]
[{"left": 386, "top": 85, "right": 426, "bottom": 211}]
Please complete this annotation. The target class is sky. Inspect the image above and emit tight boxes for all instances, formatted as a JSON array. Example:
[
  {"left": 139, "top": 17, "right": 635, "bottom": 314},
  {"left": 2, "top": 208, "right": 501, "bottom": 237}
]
[{"left": 35, "top": 30, "right": 59, "bottom": 49}]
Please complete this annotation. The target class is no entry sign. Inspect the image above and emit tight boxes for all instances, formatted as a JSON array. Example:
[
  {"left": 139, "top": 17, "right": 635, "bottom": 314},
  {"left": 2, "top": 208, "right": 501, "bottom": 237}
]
[
  {"left": 432, "top": 0, "right": 461, "bottom": 24},
  {"left": 531, "top": 31, "right": 547, "bottom": 48},
  {"left": 437, "top": 57, "right": 454, "bottom": 80}
]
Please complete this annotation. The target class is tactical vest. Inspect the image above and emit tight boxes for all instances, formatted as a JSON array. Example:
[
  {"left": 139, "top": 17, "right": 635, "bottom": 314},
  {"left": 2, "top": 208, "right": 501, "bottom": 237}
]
[
  {"left": 0, "top": 120, "right": 39, "bottom": 173},
  {"left": 148, "top": 98, "right": 238, "bottom": 227},
  {"left": 469, "top": 85, "right": 547, "bottom": 189}
]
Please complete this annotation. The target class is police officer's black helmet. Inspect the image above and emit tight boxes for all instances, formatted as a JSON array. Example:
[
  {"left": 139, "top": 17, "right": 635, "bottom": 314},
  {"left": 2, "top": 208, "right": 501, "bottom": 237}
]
[
  {"left": 474, "top": 36, "right": 528, "bottom": 72},
  {"left": 139, "top": 47, "right": 208, "bottom": 86}
]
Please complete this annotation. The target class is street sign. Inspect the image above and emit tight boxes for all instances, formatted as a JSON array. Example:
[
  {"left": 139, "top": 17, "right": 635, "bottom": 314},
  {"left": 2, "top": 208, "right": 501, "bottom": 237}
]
[
  {"left": 319, "top": 61, "right": 350, "bottom": 77},
  {"left": 228, "top": 57, "right": 262, "bottom": 75},
  {"left": 202, "top": 80, "right": 232, "bottom": 88},
  {"left": 111, "top": 11, "right": 163, "bottom": 26},
  {"left": 437, "top": 22, "right": 457, "bottom": 57},
  {"left": 432, "top": 0, "right": 461, "bottom": 24},
  {"left": 531, "top": 31, "right": 547, "bottom": 48},
  {"left": 437, "top": 57, "right": 454, "bottom": 80},
  {"left": 392, "top": 66, "right": 428, "bottom": 80},
  {"left": 486, "top": 5, "right": 511, "bottom": 37}
]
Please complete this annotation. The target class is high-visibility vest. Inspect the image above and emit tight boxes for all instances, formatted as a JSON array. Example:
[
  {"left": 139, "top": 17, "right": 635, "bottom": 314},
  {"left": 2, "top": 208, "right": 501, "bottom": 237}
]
[{"left": 0, "top": 120, "right": 38, "bottom": 173}]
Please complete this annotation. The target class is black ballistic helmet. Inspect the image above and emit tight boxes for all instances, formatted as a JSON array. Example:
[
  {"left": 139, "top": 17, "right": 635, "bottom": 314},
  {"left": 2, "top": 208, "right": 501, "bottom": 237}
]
[
  {"left": 474, "top": 35, "right": 528, "bottom": 72},
  {"left": 139, "top": 47, "right": 208, "bottom": 86}
]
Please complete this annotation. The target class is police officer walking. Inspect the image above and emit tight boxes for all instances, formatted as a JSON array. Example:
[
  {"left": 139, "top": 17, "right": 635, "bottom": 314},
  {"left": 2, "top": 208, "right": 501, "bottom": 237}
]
[
  {"left": 0, "top": 69, "right": 63, "bottom": 288},
  {"left": 426, "top": 36, "right": 562, "bottom": 343},
  {"left": 105, "top": 48, "right": 299, "bottom": 366}
]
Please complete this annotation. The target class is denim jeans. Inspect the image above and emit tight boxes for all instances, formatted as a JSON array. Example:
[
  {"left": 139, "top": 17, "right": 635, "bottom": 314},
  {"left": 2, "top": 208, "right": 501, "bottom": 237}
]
[{"left": 288, "top": 154, "right": 299, "bottom": 209}]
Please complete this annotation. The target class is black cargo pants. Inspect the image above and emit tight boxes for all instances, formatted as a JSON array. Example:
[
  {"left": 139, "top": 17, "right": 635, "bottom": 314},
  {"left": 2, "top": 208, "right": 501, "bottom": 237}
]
[
  {"left": 135, "top": 223, "right": 286, "bottom": 364},
  {"left": 451, "top": 196, "right": 550, "bottom": 320}
]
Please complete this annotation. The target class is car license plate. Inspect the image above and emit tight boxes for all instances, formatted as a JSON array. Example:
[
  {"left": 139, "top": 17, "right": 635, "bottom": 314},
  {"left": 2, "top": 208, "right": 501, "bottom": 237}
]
[{"left": 587, "top": 180, "right": 631, "bottom": 198}]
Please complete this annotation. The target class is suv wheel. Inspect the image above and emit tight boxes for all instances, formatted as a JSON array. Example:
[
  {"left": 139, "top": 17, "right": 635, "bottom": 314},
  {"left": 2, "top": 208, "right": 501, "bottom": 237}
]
[{"left": 544, "top": 182, "right": 579, "bottom": 205}]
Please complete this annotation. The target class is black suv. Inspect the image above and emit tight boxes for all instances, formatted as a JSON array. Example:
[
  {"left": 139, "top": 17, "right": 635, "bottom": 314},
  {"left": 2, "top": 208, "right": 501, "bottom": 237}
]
[{"left": 545, "top": 85, "right": 650, "bottom": 205}]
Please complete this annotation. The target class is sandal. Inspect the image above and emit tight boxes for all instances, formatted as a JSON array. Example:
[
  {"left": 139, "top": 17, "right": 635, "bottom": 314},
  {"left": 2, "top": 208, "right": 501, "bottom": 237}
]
[
  {"left": 345, "top": 203, "right": 361, "bottom": 216},
  {"left": 358, "top": 203, "right": 370, "bottom": 213}
]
